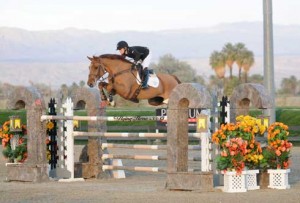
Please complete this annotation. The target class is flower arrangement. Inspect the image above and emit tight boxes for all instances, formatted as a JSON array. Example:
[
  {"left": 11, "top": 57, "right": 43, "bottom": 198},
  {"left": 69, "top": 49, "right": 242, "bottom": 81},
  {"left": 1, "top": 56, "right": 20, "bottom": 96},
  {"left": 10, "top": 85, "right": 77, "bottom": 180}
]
[
  {"left": 0, "top": 121, "right": 27, "bottom": 162},
  {"left": 212, "top": 115, "right": 266, "bottom": 172},
  {"left": 260, "top": 122, "right": 292, "bottom": 170},
  {"left": 235, "top": 115, "right": 266, "bottom": 138},
  {"left": 216, "top": 137, "right": 248, "bottom": 174},
  {"left": 0, "top": 120, "right": 55, "bottom": 162}
]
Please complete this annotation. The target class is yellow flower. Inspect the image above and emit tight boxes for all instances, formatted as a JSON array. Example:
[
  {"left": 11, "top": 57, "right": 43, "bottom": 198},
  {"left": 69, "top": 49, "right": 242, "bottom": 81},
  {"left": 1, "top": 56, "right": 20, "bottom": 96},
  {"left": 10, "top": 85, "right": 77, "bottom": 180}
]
[
  {"left": 47, "top": 121, "right": 54, "bottom": 130},
  {"left": 46, "top": 150, "right": 51, "bottom": 161},
  {"left": 259, "top": 125, "right": 266, "bottom": 134}
]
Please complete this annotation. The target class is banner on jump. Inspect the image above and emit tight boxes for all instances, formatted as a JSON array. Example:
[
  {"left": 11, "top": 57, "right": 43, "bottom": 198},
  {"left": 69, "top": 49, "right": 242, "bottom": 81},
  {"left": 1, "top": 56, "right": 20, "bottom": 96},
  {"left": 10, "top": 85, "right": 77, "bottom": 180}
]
[{"left": 155, "top": 108, "right": 202, "bottom": 126}]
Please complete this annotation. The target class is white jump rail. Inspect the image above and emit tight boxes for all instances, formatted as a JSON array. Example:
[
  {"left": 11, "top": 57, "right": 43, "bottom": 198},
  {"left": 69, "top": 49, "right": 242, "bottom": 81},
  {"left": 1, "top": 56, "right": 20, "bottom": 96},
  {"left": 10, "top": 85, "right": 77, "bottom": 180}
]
[
  {"left": 101, "top": 143, "right": 201, "bottom": 150},
  {"left": 102, "top": 154, "right": 202, "bottom": 161},
  {"left": 41, "top": 115, "right": 166, "bottom": 122},
  {"left": 102, "top": 165, "right": 202, "bottom": 173},
  {"left": 72, "top": 132, "right": 202, "bottom": 138}
]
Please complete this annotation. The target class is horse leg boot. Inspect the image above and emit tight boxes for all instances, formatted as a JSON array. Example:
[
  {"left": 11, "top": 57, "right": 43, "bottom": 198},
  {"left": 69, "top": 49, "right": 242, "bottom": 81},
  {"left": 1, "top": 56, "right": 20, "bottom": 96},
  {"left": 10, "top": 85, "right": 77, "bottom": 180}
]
[{"left": 141, "top": 67, "right": 149, "bottom": 89}]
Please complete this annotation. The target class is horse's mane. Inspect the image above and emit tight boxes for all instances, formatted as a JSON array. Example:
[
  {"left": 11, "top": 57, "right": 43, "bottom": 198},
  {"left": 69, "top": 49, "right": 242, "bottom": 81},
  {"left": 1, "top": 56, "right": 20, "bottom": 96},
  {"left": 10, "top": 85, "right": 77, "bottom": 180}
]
[{"left": 98, "top": 54, "right": 133, "bottom": 64}]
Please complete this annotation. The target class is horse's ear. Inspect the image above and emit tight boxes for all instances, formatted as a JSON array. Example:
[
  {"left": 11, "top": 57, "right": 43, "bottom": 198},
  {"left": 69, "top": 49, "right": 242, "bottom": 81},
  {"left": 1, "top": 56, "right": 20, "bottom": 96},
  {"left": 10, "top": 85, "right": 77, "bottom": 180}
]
[{"left": 87, "top": 56, "right": 93, "bottom": 61}]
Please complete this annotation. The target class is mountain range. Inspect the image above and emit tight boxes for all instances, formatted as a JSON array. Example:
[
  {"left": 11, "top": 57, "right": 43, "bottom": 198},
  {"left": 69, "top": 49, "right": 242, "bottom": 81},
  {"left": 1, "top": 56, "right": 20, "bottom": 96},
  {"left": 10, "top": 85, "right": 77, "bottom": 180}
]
[{"left": 0, "top": 22, "right": 299, "bottom": 88}]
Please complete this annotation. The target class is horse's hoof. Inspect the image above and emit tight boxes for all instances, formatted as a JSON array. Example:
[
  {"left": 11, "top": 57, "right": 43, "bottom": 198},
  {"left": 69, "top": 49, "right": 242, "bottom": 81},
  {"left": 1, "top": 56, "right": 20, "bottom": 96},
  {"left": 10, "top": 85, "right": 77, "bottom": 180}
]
[{"left": 109, "top": 101, "right": 116, "bottom": 107}]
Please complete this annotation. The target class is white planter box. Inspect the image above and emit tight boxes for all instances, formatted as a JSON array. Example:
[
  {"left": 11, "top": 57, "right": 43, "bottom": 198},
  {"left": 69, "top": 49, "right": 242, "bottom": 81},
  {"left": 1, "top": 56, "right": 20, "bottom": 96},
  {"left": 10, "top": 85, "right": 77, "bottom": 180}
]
[
  {"left": 245, "top": 169, "right": 260, "bottom": 190},
  {"left": 222, "top": 171, "right": 247, "bottom": 193},
  {"left": 268, "top": 169, "right": 290, "bottom": 189}
]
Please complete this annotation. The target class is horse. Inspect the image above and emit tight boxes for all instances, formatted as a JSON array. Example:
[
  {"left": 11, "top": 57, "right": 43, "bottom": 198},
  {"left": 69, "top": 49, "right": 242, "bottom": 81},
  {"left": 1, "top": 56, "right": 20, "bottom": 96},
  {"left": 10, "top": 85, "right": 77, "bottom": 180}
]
[{"left": 87, "top": 54, "right": 181, "bottom": 106}]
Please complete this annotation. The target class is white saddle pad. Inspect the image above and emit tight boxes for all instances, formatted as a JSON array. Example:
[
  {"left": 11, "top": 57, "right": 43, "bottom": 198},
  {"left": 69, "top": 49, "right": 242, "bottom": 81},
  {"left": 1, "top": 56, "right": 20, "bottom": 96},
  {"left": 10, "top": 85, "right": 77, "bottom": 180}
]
[{"left": 136, "top": 73, "right": 159, "bottom": 88}]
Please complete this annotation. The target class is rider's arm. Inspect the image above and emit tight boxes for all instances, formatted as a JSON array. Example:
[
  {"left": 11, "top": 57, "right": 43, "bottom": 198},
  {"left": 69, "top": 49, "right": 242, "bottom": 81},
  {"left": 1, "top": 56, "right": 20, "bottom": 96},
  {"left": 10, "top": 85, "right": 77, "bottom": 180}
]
[
  {"left": 129, "top": 47, "right": 142, "bottom": 62},
  {"left": 133, "top": 51, "right": 142, "bottom": 62}
]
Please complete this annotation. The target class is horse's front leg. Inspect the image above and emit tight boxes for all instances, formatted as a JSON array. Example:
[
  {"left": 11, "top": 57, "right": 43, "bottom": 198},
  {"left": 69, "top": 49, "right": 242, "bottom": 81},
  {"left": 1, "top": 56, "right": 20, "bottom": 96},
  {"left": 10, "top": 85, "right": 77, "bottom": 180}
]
[
  {"left": 98, "top": 82, "right": 116, "bottom": 107},
  {"left": 98, "top": 82, "right": 108, "bottom": 101},
  {"left": 98, "top": 82, "right": 110, "bottom": 106}
]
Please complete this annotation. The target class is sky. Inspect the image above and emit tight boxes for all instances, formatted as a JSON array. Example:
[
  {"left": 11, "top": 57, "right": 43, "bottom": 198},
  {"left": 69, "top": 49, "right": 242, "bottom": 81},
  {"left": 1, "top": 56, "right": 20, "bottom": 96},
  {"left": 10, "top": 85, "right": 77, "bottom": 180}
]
[{"left": 1, "top": 0, "right": 300, "bottom": 32}]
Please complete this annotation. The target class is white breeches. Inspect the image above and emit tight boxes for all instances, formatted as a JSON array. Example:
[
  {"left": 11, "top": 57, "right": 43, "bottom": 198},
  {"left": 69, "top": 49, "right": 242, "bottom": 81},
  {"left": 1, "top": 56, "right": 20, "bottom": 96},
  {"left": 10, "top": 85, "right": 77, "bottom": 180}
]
[{"left": 142, "top": 51, "right": 151, "bottom": 69}]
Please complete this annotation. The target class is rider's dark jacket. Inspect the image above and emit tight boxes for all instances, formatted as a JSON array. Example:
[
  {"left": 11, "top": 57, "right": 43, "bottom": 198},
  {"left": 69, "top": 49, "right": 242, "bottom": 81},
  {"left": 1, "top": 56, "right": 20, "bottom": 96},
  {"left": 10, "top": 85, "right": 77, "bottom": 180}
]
[{"left": 122, "top": 46, "right": 149, "bottom": 62}]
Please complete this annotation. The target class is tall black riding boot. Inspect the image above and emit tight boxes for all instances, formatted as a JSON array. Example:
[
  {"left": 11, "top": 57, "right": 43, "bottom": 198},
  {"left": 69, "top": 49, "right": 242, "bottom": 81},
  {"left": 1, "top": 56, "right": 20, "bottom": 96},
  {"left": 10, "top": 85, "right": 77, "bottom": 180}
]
[
  {"left": 136, "top": 63, "right": 143, "bottom": 80},
  {"left": 142, "top": 68, "right": 149, "bottom": 89}
]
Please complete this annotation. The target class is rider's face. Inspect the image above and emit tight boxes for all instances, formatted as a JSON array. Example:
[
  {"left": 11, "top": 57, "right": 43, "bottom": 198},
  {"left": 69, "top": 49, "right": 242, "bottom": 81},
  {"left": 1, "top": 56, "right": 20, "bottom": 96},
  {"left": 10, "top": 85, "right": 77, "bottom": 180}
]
[{"left": 119, "top": 48, "right": 126, "bottom": 55}]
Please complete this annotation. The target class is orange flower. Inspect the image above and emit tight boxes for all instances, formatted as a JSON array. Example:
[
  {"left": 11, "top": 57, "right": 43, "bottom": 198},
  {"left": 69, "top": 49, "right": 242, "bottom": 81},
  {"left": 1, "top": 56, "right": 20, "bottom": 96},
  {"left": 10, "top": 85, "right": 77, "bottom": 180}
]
[
  {"left": 221, "top": 151, "right": 228, "bottom": 157},
  {"left": 232, "top": 143, "right": 238, "bottom": 150},
  {"left": 18, "top": 138, "right": 24, "bottom": 144},
  {"left": 275, "top": 150, "right": 281, "bottom": 156}
]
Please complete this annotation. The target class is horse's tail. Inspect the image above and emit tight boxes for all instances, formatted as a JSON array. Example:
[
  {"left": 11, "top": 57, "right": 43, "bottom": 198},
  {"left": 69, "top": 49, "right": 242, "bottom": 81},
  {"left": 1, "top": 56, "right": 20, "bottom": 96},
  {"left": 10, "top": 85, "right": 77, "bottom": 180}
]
[{"left": 172, "top": 75, "right": 181, "bottom": 84}]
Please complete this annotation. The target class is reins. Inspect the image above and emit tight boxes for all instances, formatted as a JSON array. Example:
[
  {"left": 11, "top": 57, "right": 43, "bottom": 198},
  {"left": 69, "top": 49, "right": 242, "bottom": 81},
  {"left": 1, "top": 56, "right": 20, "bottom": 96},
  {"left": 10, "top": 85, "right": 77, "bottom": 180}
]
[{"left": 99, "top": 63, "right": 139, "bottom": 84}]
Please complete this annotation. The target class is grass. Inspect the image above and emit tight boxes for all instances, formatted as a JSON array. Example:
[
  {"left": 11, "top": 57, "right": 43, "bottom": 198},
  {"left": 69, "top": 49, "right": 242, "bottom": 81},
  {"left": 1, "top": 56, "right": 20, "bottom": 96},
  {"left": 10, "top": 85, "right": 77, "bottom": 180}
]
[{"left": 0, "top": 109, "right": 26, "bottom": 124}]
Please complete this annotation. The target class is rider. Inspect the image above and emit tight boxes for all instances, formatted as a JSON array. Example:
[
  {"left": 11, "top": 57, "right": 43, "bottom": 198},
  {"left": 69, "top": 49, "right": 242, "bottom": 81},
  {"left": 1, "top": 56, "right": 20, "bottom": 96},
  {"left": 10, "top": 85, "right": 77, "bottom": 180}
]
[{"left": 116, "top": 41, "right": 150, "bottom": 89}]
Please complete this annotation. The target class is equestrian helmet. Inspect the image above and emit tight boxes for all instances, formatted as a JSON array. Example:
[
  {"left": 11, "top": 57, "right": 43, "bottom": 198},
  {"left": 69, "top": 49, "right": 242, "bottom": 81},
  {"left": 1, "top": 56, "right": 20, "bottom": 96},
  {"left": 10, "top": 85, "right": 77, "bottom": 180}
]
[{"left": 116, "top": 41, "right": 128, "bottom": 50}]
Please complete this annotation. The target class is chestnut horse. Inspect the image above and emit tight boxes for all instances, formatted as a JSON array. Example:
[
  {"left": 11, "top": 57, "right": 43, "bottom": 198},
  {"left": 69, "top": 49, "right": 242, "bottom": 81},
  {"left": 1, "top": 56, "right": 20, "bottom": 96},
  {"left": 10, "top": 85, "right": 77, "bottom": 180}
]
[{"left": 87, "top": 54, "right": 181, "bottom": 106}]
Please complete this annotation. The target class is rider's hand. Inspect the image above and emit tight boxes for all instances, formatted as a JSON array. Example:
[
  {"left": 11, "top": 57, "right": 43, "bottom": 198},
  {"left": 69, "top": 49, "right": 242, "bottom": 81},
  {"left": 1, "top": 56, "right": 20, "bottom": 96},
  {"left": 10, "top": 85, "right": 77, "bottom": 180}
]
[{"left": 135, "top": 60, "right": 142, "bottom": 65}]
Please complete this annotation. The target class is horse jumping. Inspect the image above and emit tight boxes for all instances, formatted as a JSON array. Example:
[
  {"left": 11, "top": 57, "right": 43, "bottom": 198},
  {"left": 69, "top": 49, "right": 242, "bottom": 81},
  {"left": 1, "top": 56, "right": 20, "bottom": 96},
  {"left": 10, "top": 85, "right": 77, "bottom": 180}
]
[{"left": 87, "top": 54, "right": 181, "bottom": 106}]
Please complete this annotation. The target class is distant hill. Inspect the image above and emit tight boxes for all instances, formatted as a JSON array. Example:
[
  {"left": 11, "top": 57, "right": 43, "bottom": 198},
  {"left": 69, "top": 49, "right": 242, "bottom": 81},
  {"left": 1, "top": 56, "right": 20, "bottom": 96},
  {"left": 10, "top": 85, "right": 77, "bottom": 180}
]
[{"left": 0, "top": 22, "right": 300, "bottom": 88}]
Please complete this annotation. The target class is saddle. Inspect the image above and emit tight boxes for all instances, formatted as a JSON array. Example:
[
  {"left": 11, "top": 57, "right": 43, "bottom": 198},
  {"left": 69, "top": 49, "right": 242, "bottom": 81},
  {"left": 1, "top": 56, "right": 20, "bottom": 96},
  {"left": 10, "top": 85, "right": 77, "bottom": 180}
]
[
  {"left": 133, "top": 63, "right": 159, "bottom": 87},
  {"left": 135, "top": 70, "right": 159, "bottom": 88}
]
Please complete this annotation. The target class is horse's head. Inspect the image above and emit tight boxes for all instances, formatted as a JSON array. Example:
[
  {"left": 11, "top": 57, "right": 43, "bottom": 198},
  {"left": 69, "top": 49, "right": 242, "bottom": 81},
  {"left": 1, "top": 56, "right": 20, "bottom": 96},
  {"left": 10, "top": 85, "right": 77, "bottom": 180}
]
[{"left": 87, "top": 56, "right": 106, "bottom": 88}]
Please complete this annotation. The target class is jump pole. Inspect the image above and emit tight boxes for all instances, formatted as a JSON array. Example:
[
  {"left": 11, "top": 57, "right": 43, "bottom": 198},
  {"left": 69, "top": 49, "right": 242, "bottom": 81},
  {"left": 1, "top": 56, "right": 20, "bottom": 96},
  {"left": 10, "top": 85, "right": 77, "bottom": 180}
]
[
  {"left": 102, "top": 154, "right": 201, "bottom": 161},
  {"left": 41, "top": 115, "right": 166, "bottom": 122},
  {"left": 101, "top": 143, "right": 201, "bottom": 150},
  {"left": 102, "top": 165, "right": 202, "bottom": 173},
  {"left": 72, "top": 132, "right": 201, "bottom": 138}
]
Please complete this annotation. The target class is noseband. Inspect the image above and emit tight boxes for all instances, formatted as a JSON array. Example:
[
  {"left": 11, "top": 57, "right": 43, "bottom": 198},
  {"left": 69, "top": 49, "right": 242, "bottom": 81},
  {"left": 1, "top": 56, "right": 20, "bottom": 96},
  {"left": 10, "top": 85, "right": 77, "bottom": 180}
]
[{"left": 97, "top": 64, "right": 109, "bottom": 82}]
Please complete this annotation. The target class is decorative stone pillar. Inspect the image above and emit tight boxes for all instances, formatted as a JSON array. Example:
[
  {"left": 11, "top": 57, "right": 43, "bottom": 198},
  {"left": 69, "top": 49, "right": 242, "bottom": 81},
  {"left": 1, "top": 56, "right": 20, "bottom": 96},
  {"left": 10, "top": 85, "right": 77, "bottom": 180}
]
[
  {"left": 71, "top": 88, "right": 105, "bottom": 179},
  {"left": 166, "top": 83, "right": 213, "bottom": 191},
  {"left": 6, "top": 86, "right": 48, "bottom": 182},
  {"left": 229, "top": 83, "right": 273, "bottom": 122}
]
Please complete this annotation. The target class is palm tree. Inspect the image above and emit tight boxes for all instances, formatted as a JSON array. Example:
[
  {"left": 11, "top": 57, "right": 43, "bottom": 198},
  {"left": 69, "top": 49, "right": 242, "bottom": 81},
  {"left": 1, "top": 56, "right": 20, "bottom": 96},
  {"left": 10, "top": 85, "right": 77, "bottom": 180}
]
[
  {"left": 280, "top": 76, "right": 298, "bottom": 95},
  {"left": 242, "top": 50, "right": 255, "bottom": 82},
  {"left": 235, "top": 43, "right": 247, "bottom": 81},
  {"left": 222, "top": 43, "right": 236, "bottom": 79},
  {"left": 209, "top": 51, "right": 226, "bottom": 79}
]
